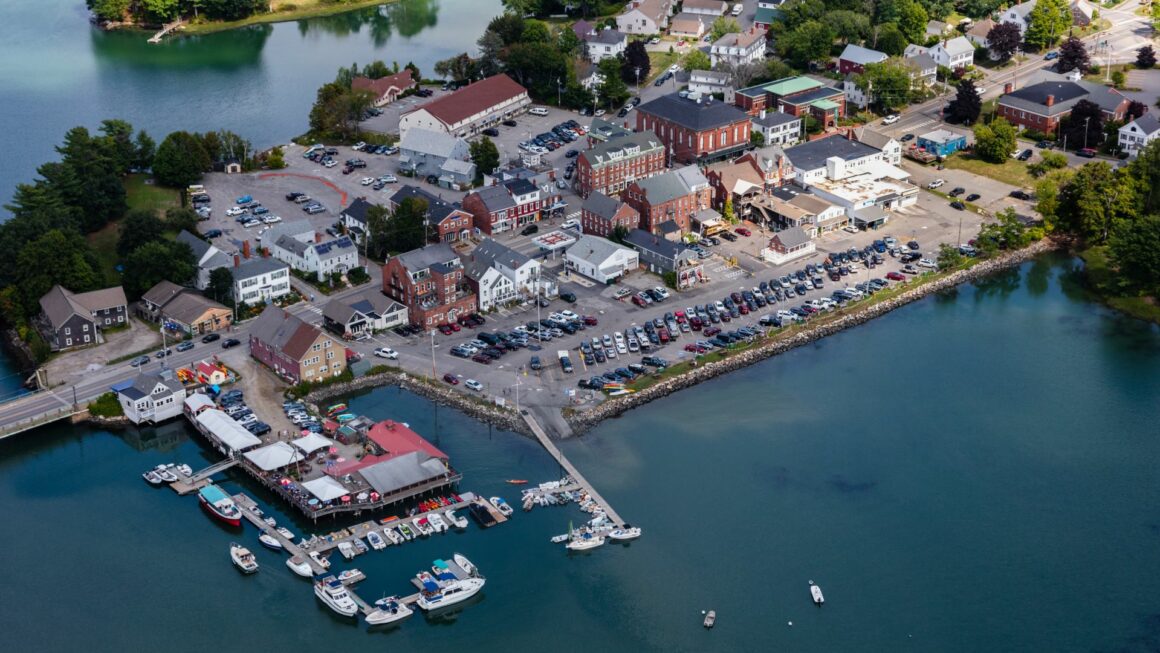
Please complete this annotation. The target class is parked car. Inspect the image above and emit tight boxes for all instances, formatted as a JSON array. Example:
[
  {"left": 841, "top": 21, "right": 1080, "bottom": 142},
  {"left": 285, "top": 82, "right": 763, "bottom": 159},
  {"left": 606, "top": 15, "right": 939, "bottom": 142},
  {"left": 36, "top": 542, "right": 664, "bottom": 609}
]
[
  {"left": 950, "top": 201, "right": 966, "bottom": 210},
  {"left": 443, "top": 373, "right": 459, "bottom": 385},
  {"left": 222, "top": 338, "right": 241, "bottom": 349},
  {"left": 176, "top": 341, "right": 194, "bottom": 352},
  {"left": 926, "top": 179, "right": 945, "bottom": 189},
  {"left": 1017, "top": 149, "right": 1033, "bottom": 161},
  {"left": 965, "top": 193, "right": 981, "bottom": 202},
  {"left": 882, "top": 114, "right": 900, "bottom": 125},
  {"left": 201, "top": 333, "right": 221, "bottom": 343},
  {"left": 559, "top": 291, "right": 577, "bottom": 303},
  {"left": 949, "top": 187, "right": 965, "bottom": 197},
  {"left": 520, "top": 224, "right": 539, "bottom": 236},
  {"left": 374, "top": 347, "right": 398, "bottom": 359},
  {"left": 129, "top": 355, "right": 150, "bottom": 367},
  {"left": 1010, "top": 190, "right": 1032, "bottom": 200},
  {"left": 1077, "top": 147, "right": 1097, "bottom": 158}
]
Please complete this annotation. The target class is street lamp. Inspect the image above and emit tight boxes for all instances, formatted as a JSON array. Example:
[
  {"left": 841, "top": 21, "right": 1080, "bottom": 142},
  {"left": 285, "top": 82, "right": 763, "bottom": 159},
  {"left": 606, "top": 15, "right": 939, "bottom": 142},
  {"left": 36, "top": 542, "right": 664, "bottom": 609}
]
[
  {"left": 1083, "top": 116, "right": 1092, "bottom": 150},
  {"left": 557, "top": 77, "right": 562, "bottom": 107},
  {"left": 634, "top": 66, "right": 641, "bottom": 92}
]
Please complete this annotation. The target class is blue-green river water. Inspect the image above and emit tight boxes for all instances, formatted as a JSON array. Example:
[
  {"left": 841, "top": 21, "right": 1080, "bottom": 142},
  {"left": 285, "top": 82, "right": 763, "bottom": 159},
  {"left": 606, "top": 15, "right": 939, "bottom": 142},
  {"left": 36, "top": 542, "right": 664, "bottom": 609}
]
[{"left": 2, "top": 254, "right": 1158, "bottom": 651}]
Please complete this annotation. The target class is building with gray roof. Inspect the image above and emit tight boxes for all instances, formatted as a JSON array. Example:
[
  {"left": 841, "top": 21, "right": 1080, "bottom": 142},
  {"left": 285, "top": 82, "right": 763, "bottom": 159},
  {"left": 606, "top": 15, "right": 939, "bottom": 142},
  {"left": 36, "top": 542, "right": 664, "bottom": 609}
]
[
  {"left": 114, "top": 370, "right": 186, "bottom": 425},
  {"left": 997, "top": 80, "right": 1130, "bottom": 133},
  {"left": 37, "top": 284, "right": 127, "bottom": 351}
]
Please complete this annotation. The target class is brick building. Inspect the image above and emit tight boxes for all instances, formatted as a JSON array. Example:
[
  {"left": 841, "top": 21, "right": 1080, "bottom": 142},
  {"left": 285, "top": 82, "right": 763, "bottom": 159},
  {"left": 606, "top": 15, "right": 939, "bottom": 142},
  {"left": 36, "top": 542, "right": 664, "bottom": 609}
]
[
  {"left": 381, "top": 243, "right": 477, "bottom": 328},
  {"left": 622, "top": 165, "right": 713, "bottom": 234},
  {"left": 461, "top": 178, "right": 544, "bottom": 235},
  {"left": 249, "top": 306, "right": 346, "bottom": 385},
  {"left": 575, "top": 130, "right": 666, "bottom": 199},
  {"left": 581, "top": 191, "right": 641, "bottom": 237},
  {"left": 996, "top": 79, "right": 1130, "bottom": 134},
  {"left": 386, "top": 185, "right": 474, "bottom": 243},
  {"left": 735, "top": 76, "right": 846, "bottom": 130},
  {"left": 635, "top": 93, "right": 752, "bottom": 164}
]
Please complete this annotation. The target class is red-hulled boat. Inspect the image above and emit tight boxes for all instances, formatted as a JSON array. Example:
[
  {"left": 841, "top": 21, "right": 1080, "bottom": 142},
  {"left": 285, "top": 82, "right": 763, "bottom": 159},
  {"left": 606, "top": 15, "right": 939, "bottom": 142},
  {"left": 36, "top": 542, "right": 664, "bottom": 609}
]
[{"left": 198, "top": 484, "right": 242, "bottom": 526}]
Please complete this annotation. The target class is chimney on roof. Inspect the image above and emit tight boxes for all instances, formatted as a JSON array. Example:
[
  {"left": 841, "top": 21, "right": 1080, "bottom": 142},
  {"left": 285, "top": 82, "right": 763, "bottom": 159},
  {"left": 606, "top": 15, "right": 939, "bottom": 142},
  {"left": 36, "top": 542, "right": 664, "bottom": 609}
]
[
  {"left": 234, "top": 254, "right": 240, "bottom": 268},
  {"left": 760, "top": 108, "right": 767, "bottom": 120},
  {"left": 242, "top": 240, "right": 251, "bottom": 259},
  {"left": 1046, "top": 94, "right": 1055, "bottom": 107},
  {"left": 1004, "top": 82, "right": 1014, "bottom": 94}
]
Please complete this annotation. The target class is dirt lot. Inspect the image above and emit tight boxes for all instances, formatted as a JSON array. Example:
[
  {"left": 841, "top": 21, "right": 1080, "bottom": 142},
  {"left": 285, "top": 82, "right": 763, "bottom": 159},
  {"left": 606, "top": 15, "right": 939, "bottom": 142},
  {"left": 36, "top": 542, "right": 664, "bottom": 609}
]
[{"left": 44, "top": 318, "right": 161, "bottom": 387}]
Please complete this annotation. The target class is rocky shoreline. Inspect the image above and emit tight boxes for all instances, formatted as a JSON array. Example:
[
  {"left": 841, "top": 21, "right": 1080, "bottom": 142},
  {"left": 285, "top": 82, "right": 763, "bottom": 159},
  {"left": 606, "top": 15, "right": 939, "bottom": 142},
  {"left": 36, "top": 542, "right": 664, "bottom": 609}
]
[
  {"left": 302, "top": 370, "right": 530, "bottom": 436},
  {"left": 299, "top": 241, "right": 1058, "bottom": 441},
  {"left": 563, "top": 238, "right": 1061, "bottom": 436}
]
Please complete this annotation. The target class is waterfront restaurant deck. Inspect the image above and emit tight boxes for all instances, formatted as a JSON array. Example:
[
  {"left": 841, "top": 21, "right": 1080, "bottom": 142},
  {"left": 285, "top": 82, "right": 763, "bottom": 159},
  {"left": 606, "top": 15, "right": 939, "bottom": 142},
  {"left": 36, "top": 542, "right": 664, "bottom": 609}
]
[{"left": 181, "top": 395, "right": 461, "bottom": 521}]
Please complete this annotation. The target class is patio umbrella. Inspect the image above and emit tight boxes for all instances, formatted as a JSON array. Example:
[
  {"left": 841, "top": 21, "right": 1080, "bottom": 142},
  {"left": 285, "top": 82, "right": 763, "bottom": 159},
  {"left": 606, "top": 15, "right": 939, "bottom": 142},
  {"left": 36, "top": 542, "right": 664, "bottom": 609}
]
[
  {"left": 341, "top": 495, "right": 351, "bottom": 503},
  {"left": 370, "top": 492, "right": 380, "bottom": 501},
  {"left": 356, "top": 492, "right": 368, "bottom": 501},
  {"left": 308, "top": 498, "right": 319, "bottom": 506},
  {"left": 280, "top": 478, "right": 291, "bottom": 486}
]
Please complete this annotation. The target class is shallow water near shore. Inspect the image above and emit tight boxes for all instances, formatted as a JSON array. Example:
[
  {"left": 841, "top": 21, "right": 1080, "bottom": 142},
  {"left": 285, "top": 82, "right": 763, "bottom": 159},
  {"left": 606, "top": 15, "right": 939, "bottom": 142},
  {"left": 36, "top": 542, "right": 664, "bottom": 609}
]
[{"left": 1, "top": 254, "right": 1159, "bottom": 652}]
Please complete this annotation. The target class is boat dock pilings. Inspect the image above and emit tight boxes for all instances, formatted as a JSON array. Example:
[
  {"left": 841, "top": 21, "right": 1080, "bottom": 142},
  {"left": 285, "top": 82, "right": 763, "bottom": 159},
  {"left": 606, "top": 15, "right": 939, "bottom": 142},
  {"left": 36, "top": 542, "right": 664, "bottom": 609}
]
[{"left": 521, "top": 413, "right": 626, "bottom": 528}]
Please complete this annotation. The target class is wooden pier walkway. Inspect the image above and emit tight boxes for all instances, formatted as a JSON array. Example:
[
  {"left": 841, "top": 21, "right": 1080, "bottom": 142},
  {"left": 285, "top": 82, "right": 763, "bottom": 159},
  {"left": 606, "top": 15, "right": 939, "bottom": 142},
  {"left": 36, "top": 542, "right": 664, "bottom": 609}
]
[
  {"left": 233, "top": 493, "right": 328, "bottom": 575},
  {"left": 147, "top": 19, "right": 186, "bottom": 43},
  {"left": 522, "top": 413, "right": 625, "bottom": 527},
  {"left": 188, "top": 457, "right": 240, "bottom": 483}
]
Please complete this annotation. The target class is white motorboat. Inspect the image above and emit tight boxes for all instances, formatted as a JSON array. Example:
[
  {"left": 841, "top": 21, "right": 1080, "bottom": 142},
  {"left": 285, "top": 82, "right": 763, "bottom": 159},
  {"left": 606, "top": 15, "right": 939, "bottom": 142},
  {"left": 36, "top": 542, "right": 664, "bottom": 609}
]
[
  {"left": 416, "top": 577, "right": 486, "bottom": 611},
  {"left": 142, "top": 470, "right": 164, "bottom": 485},
  {"left": 549, "top": 534, "right": 570, "bottom": 544},
  {"left": 276, "top": 526, "right": 295, "bottom": 541},
  {"left": 427, "top": 513, "right": 448, "bottom": 533},
  {"left": 338, "top": 541, "right": 356, "bottom": 560},
  {"left": 366, "top": 531, "right": 386, "bottom": 550},
  {"left": 175, "top": 464, "right": 193, "bottom": 477},
  {"left": 315, "top": 576, "right": 359, "bottom": 617},
  {"left": 607, "top": 526, "right": 642, "bottom": 541},
  {"left": 229, "top": 542, "right": 259, "bottom": 574},
  {"left": 489, "top": 496, "right": 514, "bottom": 517},
  {"left": 565, "top": 532, "right": 605, "bottom": 551},
  {"left": 155, "top": 464, "right": 177, "bottom": 483},
  {"left": 352, "top": 537, "right": 369, "bottom": 555},
  {"left": 444, "top": 510, "right": 468, "bottom": 529},
  {"left": 286, "top": 556, "right": 313, "bottom": 578},
  {"left": 366, "top": 596, "right": 413, "bottom": 626},
  {"left": 263, "top": 517, "right": 278, "bottom": 528},
  {"left": 452, "top": 553, "right": 477, "bottom": 577},
  {"left": 383, "top": 528, "right": 403, "bottom": 545},
  {"left": 338, "top": 569, "right": 364, "bottom": 584},
  {"left": 309, "top": 551, "right": 330, "bottom": 570},
  {"left": 412, "top": 518, "right": 432, "bottom": 537},
  {"left": 398, "top": 524, "right": 414, "bottom": 541},
  {"left": 258, "top": 533, "right": 282, "bottom": 550},
  {"left": 810, "top": 581, "right": 824, "bottom": 605}
]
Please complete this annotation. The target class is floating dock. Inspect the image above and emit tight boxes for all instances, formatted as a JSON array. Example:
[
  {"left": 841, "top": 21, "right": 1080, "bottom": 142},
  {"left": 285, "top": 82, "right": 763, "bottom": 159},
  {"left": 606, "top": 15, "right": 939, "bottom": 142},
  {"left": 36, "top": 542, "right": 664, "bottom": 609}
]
[{"left": 233, "top": 493, "right": 328, "bottom": 575}]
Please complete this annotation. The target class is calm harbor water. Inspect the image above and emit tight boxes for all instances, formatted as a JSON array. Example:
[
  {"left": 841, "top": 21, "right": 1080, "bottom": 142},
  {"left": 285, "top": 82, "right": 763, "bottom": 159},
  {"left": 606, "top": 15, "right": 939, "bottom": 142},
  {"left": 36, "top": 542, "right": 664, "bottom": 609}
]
[
  {"left": 1, "top": 254, "right": 1158, "bottom": 651},
  {"left": 0, "top": 0, "right": 503, "bottom": 211}
]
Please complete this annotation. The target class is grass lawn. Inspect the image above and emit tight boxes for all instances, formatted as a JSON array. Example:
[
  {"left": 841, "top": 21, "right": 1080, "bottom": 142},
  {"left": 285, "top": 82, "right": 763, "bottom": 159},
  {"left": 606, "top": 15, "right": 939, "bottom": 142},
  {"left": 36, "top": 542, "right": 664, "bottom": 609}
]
[
  {"left": 942, "top": 153, "right": 1035, "bottom": 189},
  {"left": 125, "top": 173, "right": 180, "bottom": 215},
  {"left": 1078, "top": 246, "right": 1160, "bottom": 323},
  {"left": 87, "top": 221, "right": 122, "bottom": 284},
  {"left": 647, "top": 51, "right": 680, "bottom": 83},
  {"left": 182, "top": 0, "right": 401, "bottom": 35}
]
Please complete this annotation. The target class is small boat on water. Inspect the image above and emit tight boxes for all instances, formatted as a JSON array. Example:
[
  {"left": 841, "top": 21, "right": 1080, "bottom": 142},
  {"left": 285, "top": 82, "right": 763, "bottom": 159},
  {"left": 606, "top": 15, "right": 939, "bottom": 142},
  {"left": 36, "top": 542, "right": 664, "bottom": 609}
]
[
  {"left": 416, "top": 577, "right": 486, "bottom": 611},
  {"left": 398, "top": 523, "right": 415, "bottom": 540},
  {"left": 309, "top": 551, "right": 331, "bottom": 570},
  {"left": 444, "top": 510, "right": 468, "bottom": 529},
  {"left": 549, "top": 534, "right": 570, "bottom": 544},
  {"left": 229, "top": 542, "right": 259, "bottom": 574},
  {"left": 607, "top": 526, "right": 642, "bottom": 541},
  {"left": 335, "top": 413, "right": 355, "bottom": 423},
  {"left": 384, "top": 528, "right": 403, "bottom": 545},
  {"left": 315, "top": 576, "right": 359, "bottom": 617},
  {"left": 703, "top": 610, "right": 716, "bottom": 628},
  {"left": 263, "top": 516, "right": 278, "bottom": 528},
  {"left": 198, "top": 484, "right": 241, "bottom": 526},
  {"left": 489, "top": 496, "right": 514, "bottom": 517},
  {"left": 367, "top": 531, "right": 386, "bottom": 550},
  {"left": 413, "top": 518, "right": 432, "bottom": 537},
  {"left": 142, "top": 470, "right": 164, "bottom": 485},
  {"left": 175, "top": 463, "right": 193, "bottom": 477},
  {"left": 338, "top": 569, "right": 364, "bottom": 584},
  {"left": 258, "top": 533, "right": 282, "bottom": 551},
  {"left": 522, "top": 496, "right": 535, "bottom": 511},
  {"left": 566, "top": 531, "right": 605, "bottom": 551},
  {"left": 155, "top": 464, "right": 178, "bottom": 482},
  {"left": 427, "top": 513, "right": 448, "bottom": 533},
  {"left": 809, "top": 581, "right": 824, "bottom": 605},
  {"left": 286, "top": 556, "right": 312, "bottom": 578},
  {"left": 453, "top": 553, "right": 477, "bottom": 577},
  {"left": 352, "top": 537, "right": 369, "bottom": 555},
  {"left": 506, "top": 479, "right": 528, "bottom": 485},
  {"left": 276, "top": 526, "right": 295, "bottom": 541},
  {"left": 338, "top": 541, "right": 356, "bottom": 560},
  {"left": 366, "top": 596, "right": 413, "bottom": 626}
]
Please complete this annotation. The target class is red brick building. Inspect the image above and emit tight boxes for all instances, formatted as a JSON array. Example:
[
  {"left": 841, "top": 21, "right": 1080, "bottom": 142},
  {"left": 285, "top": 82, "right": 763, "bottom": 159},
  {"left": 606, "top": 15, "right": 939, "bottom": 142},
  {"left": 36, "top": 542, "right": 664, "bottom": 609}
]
[
  {"left": 575, "top": 131, "right": 666, "bottom": 199},
  {"left": 461, "top": 178, "right": 544, "bottom": 234},
  {"left": 996, "top": 80, "right": 1130, "bottom": 134},
  {"left": 381, "top": 243, "right": 477, "bottom": 328},
  {"left": 734, "top": 76, "right": 846, "bottom": 130},
  {"left": 635, "top": 93, "right": 752, "bottom": 165},
  {"left": 622, "top": 166, "right": 713, "bottom": 234},
  {"left": 386, "top": 185, "right": 474, "bottom": 243},
  {"left": 581, "top": 191, "right": 641, "bottom": 237}
]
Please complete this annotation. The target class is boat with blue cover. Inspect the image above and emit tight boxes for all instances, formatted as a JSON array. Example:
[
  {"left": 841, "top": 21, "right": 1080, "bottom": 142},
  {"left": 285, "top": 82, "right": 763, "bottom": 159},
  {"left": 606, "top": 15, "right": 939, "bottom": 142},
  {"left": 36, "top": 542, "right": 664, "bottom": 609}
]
[{"left": 198, "top": 484, "right": 241, "bottom": 526}]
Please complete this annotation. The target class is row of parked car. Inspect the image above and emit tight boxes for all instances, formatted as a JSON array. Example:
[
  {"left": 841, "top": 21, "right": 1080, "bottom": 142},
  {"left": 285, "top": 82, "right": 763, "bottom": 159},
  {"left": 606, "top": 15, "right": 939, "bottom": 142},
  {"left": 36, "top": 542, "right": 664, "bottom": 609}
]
[
  {"left": 283, "top": 400, "right": 323, "bottom": 434},
  {"left": 519, "top": 120, "right": 587, "bottom": 154},
  {"left": 220, "top": 389, "right": 272, "bottom": 436}
]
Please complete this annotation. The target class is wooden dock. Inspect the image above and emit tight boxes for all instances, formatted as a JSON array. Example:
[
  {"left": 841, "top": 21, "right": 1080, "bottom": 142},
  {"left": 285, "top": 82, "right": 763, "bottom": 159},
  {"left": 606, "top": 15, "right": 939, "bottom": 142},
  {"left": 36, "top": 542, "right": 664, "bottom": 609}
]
[
  {"left": 307, "top": 495, "right": 480, "bottom": 556},
  {"left": 522, "top": 413, "right": 625, "bottom": 527},
  {"left": 186, "top": 458, "right": 240, "bottom": 483},
  {"left": 147, "top": 19, "right": 186, "bottom": 43},
  {"left": 233, "top": 493, "right": 328, "bottom": 575}
]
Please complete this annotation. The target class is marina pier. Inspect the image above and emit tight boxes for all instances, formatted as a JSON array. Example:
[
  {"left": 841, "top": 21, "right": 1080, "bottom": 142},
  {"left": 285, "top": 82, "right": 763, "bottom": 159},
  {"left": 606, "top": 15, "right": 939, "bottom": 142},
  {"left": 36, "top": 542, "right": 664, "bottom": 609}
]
[{"left": 522, "top": 413, "right": 624, "bottom": 527}]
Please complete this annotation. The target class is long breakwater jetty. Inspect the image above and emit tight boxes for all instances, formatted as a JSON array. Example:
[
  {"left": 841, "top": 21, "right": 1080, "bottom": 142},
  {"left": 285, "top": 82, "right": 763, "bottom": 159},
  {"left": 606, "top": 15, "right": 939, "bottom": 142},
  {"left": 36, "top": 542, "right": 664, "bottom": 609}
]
[{"left": 522, "top": 413, "right": 625, "bottom": 527}]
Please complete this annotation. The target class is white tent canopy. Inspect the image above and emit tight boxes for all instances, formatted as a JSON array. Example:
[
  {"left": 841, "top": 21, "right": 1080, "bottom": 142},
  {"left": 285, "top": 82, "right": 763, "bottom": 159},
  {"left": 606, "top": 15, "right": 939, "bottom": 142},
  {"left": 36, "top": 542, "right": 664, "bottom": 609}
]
[
  {"left": 183, "top": 393, "right": 214, "bottom": 414},
  {"left": 292, "top": 432, "right": 335, "bottom": 455},
  {"left": 301, "top": 476, "right": 350, "bottom": 502},
  {"left": 243, "top": 442, "right": 304, "bottom": 471},
  {"left": 195, "top": 409, "right": 261, "bottom": 453}
]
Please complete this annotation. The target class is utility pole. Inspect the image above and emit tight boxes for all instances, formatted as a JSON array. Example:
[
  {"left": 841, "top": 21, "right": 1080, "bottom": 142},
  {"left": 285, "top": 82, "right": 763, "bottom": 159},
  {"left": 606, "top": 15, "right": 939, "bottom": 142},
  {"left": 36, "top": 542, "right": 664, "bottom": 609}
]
[
  {"left": 557, "top": 77, "right": 562, "bottom": 107},
  {"left": 429, "top": 328, "right": 436, "bottom": 381},
  {"left": 1084, "top": 116, "right": 1091, "bottom": 150},
  {"left": 634, "top": 66, "right": 641, "bottom": 92}
]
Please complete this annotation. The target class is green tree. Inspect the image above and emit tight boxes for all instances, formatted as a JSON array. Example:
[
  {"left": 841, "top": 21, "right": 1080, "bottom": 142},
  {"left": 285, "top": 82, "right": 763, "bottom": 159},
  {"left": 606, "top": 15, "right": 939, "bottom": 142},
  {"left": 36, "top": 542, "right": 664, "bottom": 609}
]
[
  {"left": 469, "top": 137, "right": 500, "bottom": 179},
  {"left": 477, "top": 30, "right": 506, "bottom": 77},
  {"left": 133, "top": 130, "right": 156, "bottom": 170},
  {"left": 487, "top": 13, "right": 526, "bottom": 45},
  {"left": 502, "top": 0, "right": 540, "bottom": 17},
  {"left": 1109, "top": 214, "right": 1160, "bottom": 294},
  {"left": 1029, "top": 150, "right": 1069, "bottom": 177},
  {"left": 972, "top": 117, "right": 1018, "bottom": 163},
  {"left": 368, "top": 198, "right": 430, "bottom": 258},
  {"left": 51, "top": 126, "right": 128, "bottom": 232},
  {"left": 99, "top": 119, "right": 136, "bottom": 173},
  {"left": 153, "top": 131, "right": 210, "bottom": 188},
  {"left": 777, "top": 20, "right": 835, "bottom": 69},
  {"left": 779, "top": 0, "right": 826, "bottom": 29},
  {"left": 117, "top": 209, "right": 166, "bottom": 257},
  {"left": 1137, "top": 45, "right": 1157, "bottom": 69},
  {"left": 946, "top": 78, "right": 982, "bottom": 125},
  {"left": 502, "top": 42, "right": 570, "bottom": 100},
  {"left": 1111, "top": 70, "right": 1125, "bottom": 89},
  {"left": 86, "top": 0, "right": 132, "bottom": 22},
  {"left": 872, "top": 23, "right": 908, "bottom": 57},
  {"left": 521, "top": 19, "right": 552, "bottom": 43},
  {"left": 896, "top": 0, "right": 929, "bottom": 44},
  {"left": 1034, "top": 170, "right": 1073, "bottom": 230},
  {"left": 14, "top": 230, "right": 104, "bottom": 317},
  {"left": 1056, "top": 162, "right": 1137, "bottom": 242},
  {"left": 710, "top": 16, "right": 742, "bottom": 41},
  {"left": 1057, "top": 36, "right": 1090, "bottom": 73},
  {"left": 140, "top": 0, "right": 181, "bottom": 21},
  {"left": 621, "top": 40, "right": 651, "bottom": 86},
  {"left": 750, "top": 130, "right": 765, "bottom": 147},
  {"left": 207, "top": 267, "right": 235, "bottom": 304},
  {"left": 267, "top": 146, "right": 286, "bottom": 169},
  {"left": 435, "top": 53, "right": 477, "bottom": 82},
  {"left": 165, "top": 207, "right": 200, "bottom": 234},
  {"left": 959, "top": 0, "right": 1004, "bottom": 18},
  {"left": 558, "top": 24, "right": 583, "bottom": 57},
  {"left": 857, "top": 58, "right": 915, "bottom": 113},
  {"left": 597, "top": 57, "right": 630, "bottom": 108},
  {"left": 825, "top": 10, "right": 871, "bottom": 43},
  {"left": 937, "top": 243, "right": 964, "bottom": 268},
  {"left": 362, "top": 60, "right": 393, "bottom": 79},
  {"left": 683, "top": 49, "right": 712, "bottom": 72},
  {"left": 1024, "top": 0, "right": 1071, "bottom": 50},
  {"left": 1059, "top": 99, "right": 1104, "bottom": 151},
  {"left": 1128, "top": 139, "right": 1160, "bottom": 213},
  {"left": 121, "top": 241, "right": 196, "bottom": 299}
]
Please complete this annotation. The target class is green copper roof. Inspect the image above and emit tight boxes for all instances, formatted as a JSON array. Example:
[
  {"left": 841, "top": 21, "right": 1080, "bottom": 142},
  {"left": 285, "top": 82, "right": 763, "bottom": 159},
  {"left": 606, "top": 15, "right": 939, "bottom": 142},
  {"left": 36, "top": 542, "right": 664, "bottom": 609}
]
[
  {"left": 763, "top": 77, "right": 823, "bottom": 97},
  {"left": 811, "top": 99, "right": 840, "bottom": 110}
]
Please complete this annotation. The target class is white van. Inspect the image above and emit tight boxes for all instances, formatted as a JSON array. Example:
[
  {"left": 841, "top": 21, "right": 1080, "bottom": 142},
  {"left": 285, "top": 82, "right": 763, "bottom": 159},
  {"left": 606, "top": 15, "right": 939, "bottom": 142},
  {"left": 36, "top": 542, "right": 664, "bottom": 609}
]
[{"left": 529, "top": 106, "right": 550, "bottom": 116}]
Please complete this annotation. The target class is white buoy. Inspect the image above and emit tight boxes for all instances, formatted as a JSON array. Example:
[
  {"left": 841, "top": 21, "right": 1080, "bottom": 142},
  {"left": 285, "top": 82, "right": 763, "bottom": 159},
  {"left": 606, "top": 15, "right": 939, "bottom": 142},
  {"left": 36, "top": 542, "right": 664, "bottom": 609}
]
[{"left": 788, "top": 621, "right": 793, "bottom": 627}]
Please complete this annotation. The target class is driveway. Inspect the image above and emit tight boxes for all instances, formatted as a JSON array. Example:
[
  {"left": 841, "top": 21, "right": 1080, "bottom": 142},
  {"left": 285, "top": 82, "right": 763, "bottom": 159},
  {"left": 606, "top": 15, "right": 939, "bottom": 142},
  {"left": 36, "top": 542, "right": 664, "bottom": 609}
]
[{"left": 44, "top": 317, "right": 162, "bottom": 387}]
